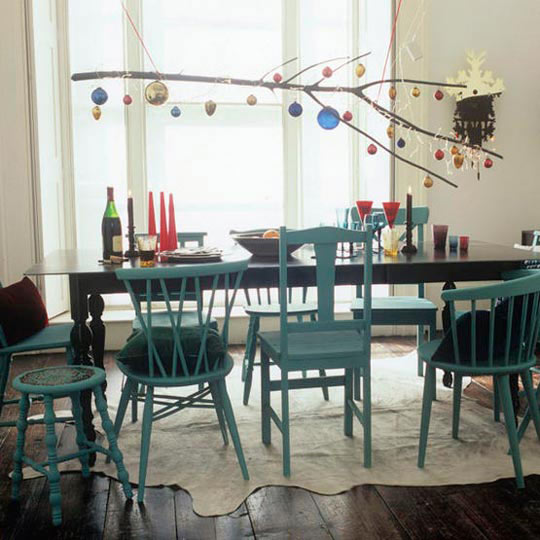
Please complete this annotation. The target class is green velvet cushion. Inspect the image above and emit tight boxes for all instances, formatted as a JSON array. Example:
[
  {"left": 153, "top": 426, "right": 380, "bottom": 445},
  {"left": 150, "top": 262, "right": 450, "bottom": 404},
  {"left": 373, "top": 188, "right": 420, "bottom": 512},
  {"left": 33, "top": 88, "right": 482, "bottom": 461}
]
[{"left": 116, "top": 326, "right": 225, "bottom": 376}]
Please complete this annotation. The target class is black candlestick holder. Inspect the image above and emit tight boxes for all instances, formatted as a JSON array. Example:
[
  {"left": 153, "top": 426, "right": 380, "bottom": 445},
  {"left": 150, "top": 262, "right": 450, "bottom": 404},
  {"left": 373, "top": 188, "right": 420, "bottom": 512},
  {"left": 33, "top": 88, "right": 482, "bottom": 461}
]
[
  {"left": 401, "top": 220, "right": 417, "bottom": 254},
  {"left": 124, "top": 224, "right": 139, "bottom": 258}
]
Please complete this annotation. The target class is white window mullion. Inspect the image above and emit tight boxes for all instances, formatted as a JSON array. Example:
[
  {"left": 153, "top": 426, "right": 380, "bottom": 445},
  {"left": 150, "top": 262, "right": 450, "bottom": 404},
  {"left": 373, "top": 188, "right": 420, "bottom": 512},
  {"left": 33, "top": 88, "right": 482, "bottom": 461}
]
[
  {"left": 349, "top": 0, "right": 361, "bottom": 204},
  {"left": 123, "top": 0, "right": 147, "bottom": 232}
]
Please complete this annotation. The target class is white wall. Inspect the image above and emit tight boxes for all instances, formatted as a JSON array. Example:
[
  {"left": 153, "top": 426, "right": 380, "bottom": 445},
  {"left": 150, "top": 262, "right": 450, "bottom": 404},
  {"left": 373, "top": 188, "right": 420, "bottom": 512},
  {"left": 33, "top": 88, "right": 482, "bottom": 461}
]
[{"left": 0, "top": 0, "right": 38, "bottom": 287}]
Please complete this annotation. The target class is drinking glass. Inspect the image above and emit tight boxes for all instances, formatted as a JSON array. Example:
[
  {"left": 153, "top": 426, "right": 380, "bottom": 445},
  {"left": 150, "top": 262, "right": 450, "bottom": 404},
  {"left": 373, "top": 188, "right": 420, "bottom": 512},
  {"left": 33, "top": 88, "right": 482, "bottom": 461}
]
[
  {"left": 382, "top": 227, "right": 400, "bottom": 256},
  {"left": 137, "top": 235, "right": 157, "bottom": 267},
  {"left": 432, "top": 225, "right": 448, "bottom": 250},
  {"left": 335, "top": 207, "right": 350, "bottom": 229},
  {"left": 459, "top": 235, "right": 469, "bottom": 251},
  {"left": 449, "top": 235, "right": 458, "bottom": 251}
]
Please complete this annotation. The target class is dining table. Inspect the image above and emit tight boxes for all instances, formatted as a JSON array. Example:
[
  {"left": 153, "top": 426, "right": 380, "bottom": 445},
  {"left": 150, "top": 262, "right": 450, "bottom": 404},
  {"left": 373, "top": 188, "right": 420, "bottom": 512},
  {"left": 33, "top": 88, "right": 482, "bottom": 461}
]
[{"left": 25, "top": 240, "right": 540, "bottom": 457}]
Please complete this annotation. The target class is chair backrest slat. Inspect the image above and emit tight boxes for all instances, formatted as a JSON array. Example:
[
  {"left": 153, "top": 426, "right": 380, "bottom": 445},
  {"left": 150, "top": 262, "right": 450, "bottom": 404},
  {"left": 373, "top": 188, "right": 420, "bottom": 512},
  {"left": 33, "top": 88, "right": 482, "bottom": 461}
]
[
  {"left": 488, "top": 299, "right": 496, "bottom": 367},
  {"left": 517, "top": 294, "right": 529, "bottom": 364},
  {"left": 470, "top": 300, "right": 477, "bottom": 367},
  {"left": 503, "top": 297, "right": 515, "bottom": 365},
  {"left": 449, "top": 301, "right": 461, "bottom": 365}
]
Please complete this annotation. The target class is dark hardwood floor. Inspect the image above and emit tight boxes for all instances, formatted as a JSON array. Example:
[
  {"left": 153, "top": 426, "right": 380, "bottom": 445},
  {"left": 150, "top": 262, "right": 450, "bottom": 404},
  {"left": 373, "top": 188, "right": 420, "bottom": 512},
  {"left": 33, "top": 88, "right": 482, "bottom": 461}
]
[{"left": 1, "top": 338, "right": 540, "bottom": 540}]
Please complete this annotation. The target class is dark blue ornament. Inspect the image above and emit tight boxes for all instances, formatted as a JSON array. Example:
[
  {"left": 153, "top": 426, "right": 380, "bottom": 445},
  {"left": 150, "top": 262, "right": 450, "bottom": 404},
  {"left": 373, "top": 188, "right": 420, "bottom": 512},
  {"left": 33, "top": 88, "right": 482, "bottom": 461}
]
[
  {"left": 317, "top": 106, "right": 340, "bottom": 130},
  {"left": 397, "top": 137, "right": 406, "bottom": 148},
  {"left": 91, "top": 87, "right": 108, "bottom": 105},
  {"left": 171, "top": 106, "right": 181, "bottom": 118},
  {"left": 288, "top": 101, "right": 303, "bottom": 117}
]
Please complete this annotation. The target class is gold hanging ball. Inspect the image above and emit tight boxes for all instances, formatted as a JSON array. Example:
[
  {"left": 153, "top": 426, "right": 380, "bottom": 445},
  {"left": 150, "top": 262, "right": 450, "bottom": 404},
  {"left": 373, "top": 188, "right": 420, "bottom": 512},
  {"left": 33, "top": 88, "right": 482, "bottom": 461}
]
[
  {"left": 145, "top": 80, "right": 169, "bottom": 106},
  {"left": 92, "top": 106, "right": 101, "bottom": 120},
  {"left": 423, "top": 175, "right": 433, "bottom": 188},
  {"left": 453, "top": 153, "right": 464, "bottom": 169},
  {"left": 205, "top": 100, "right": 217, "bottom": 116},
  {"left": 355, "top": 64, "right": 366, "bottom": 78},
  {"left": 386, "top": 124, "right": 395, "bottom": 138},
  {"left": 246, "top": 94, "right": 257, "bottom": 106},
  {"left": 388, "top": 86, "right": 397, "bottom": 100},
  {"left": 411, "top": 86, "right": 421, "bottom": 98},
  {"left": 450, "top": 145, "right": 459, "bottom": 155}
]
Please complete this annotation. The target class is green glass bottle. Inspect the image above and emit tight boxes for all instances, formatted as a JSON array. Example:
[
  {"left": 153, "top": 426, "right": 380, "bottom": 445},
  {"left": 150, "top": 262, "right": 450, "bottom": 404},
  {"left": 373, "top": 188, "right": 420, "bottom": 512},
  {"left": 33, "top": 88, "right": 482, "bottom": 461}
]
[{"left": 102, "top": 187, "right": 122, "bottom": 262}]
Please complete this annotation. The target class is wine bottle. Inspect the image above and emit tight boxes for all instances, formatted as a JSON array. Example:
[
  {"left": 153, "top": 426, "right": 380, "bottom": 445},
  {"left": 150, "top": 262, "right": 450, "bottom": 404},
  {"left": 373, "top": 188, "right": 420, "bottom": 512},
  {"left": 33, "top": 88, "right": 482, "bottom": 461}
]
[{"left": 102, "top": 187, "right": 122, "bottom": 262}]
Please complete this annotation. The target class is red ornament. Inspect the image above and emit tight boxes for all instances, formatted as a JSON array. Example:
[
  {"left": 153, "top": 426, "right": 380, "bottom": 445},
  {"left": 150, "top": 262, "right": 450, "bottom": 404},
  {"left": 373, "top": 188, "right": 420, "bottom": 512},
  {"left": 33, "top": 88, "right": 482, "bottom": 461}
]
[
  {"left": 342, "top": 111, "right": 353, "bottom": 122},
  {"left": 434, "top": 89, "right": 444, "bottom": 101},
  {"left": 273, "top": 73, "right": 282, "bottom": 83},
  {"left": 367, "top": 144, "right": 378, "bottom": 155},
  {"left": 123, "top": 94, "right": 133, "bottom": 105},
  {"left": 322, "top": 66, "right": 333, "bottom": 78},
  {"left": 484, "top": 158, "right": 493, "bottom": 169},
  {"left": 434, "top": 149, "right": 445, "bottom": 160}
]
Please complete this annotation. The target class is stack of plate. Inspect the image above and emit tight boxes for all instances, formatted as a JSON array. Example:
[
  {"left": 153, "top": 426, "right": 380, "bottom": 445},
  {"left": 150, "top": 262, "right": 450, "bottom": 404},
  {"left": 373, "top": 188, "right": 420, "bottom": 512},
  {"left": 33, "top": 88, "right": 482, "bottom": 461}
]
[{"left": 160, "top": 247, "right": 223, "bottom": 263}]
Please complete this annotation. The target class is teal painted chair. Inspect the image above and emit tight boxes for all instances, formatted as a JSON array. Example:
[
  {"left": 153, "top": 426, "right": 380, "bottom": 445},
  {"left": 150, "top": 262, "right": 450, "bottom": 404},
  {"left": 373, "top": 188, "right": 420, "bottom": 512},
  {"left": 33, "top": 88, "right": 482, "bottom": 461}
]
[
  {"left": 11, "top": 365, "right": 132, "bottom": 525},
  {"left": 257, "top": 225, "right": 373, "bottom": 476},
  {"left": 114, "top": 260, "right": 250, "bottom": 502},
  {"left": 350, "top": 206, "right": 437, "bottom": 384},
  {"left": 241, "top": 286, "right": 329, "bottom": 405},
  {"left": 0, "top": 280, "right": 75, "bottom": 428},
  {"left": 416, "top": 272, "right": 540, "bottom": 488}
]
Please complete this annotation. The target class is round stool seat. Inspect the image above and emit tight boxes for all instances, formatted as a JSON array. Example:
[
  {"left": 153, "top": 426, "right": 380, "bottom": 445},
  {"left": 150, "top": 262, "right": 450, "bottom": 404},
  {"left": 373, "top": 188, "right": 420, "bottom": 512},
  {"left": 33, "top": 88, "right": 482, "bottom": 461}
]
[{"left": 13, "top": 366, "right": 106, "bottom": 395}]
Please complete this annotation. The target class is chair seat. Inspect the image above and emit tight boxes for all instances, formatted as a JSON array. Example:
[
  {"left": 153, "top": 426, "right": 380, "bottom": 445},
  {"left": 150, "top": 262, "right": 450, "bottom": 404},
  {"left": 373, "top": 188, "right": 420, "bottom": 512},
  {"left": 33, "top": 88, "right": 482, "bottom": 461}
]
[
  {"left": 0, "top": 323, "right": 73, "bottom": 355},
  {"left": 418, "top": 339, "right": 536, "bottom": 375},
  {"left": 132, "top": 311, "right": 218, "bottom": 331},
  {"left": 244, "top": 302, "right": 317, "bottom": 317},
  {"left": 258, "top": 329, "right": 365, "bottom": 363},
  {"left": 351, "top": 296, "right": 437, "bottom": 312},
  {"left": 116, "top": 353, "right": 234, "bottom": 387},
  {"left": 12, "top": 365, "right": 105, "bottom": 395}
]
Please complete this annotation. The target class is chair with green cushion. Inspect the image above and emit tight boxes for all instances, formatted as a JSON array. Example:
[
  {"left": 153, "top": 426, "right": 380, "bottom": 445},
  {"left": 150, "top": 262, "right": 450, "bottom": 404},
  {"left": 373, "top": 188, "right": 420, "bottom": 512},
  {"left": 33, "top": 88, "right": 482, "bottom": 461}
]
[
  {"left": 350, "top": 206, "right": 437, "bottom": 398},
  {"left": 114, "top": 260, "right": 250, "bottom": 502},
  {"left": 0, "top": 279, "right": 75, "bottom": 428},
  {"left": 241, "top": 286, "right": 329, "bottom": 405},
  {"left": 257, "top": 225, "right": 373, "bottom": 476},
  {"left": 416, "top": 272, "right": 540, "bottom": 488},
  {"left": 11, "top": 365, "right": 132, "bottom": 525}
]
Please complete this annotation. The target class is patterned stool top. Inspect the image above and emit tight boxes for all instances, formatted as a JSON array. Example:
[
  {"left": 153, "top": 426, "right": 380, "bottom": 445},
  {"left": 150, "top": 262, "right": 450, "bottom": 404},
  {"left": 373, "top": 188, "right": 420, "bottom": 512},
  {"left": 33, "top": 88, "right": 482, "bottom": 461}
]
[{"left": 20, "top": 366, "right": 96, "bottom": 386}]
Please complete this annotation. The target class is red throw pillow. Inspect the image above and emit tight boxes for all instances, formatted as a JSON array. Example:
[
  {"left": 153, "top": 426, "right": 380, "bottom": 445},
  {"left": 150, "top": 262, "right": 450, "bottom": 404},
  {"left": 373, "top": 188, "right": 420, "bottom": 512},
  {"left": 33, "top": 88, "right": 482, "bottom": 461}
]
[{"left": 0, "top": 277, "right": 49, "bottom": 346}]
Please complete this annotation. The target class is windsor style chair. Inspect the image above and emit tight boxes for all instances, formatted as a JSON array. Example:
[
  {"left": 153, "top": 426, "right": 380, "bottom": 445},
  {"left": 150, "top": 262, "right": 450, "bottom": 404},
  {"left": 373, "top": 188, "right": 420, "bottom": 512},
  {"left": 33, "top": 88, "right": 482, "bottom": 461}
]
[
  {"left": 257, "top": 225, "right": 373, "bottom": 476},
  {"left": 114, "top": 260, "right": 249, "bottom": 502},
  {"left": 350, "top": 206, "right": 437, "bottom": 384},
  {"left": 416, "top": 272, "right": 540, "bottom": 488}
]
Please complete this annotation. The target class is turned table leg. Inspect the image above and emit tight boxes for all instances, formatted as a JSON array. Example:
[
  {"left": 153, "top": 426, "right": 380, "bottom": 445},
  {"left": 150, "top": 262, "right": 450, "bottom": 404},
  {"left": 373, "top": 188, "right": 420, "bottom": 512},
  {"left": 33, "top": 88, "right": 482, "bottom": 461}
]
[
  {"left": 441, "top": 281, "right": 456, "bottom": 388},
  {"left": 89, "top": 294, "right": 107, "bottom": 396}
]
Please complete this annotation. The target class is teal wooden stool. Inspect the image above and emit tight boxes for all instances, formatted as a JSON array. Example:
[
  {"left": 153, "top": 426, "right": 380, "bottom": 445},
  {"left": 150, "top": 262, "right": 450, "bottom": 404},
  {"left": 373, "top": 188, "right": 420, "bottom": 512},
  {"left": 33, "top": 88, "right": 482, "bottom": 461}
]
[
  {"left": 416, "top": 272, "right": 540, "bottom": 489},
  {"left": 11, "top": 365, "right": 133, "bottom": 525}
]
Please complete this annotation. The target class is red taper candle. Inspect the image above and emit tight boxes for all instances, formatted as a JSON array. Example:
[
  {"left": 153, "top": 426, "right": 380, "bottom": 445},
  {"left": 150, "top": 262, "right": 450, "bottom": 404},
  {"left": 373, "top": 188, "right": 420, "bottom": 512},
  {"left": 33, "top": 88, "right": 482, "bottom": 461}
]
[
  {"left": 168, "top": 194, "right": 178, "bottom": 250},
  {"left": 159, "top": 191, "right": 168, "bottom": 251},
  {"left": 148, "top": 192, "right": 157, "bottom": 236}
]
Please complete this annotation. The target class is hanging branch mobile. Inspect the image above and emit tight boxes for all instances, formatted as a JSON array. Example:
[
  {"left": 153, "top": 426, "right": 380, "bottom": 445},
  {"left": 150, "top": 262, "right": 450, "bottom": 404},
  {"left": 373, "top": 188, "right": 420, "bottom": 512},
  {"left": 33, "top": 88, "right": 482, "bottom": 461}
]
[{"left": 74, "top": 4, "right": 503, "bottom": 189}]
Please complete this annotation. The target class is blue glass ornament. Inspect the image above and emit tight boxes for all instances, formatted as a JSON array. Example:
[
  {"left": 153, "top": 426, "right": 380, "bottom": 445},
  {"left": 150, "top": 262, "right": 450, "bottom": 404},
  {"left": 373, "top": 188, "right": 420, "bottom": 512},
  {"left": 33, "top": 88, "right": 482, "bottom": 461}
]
[
  {"left": 91, "top": 87, "right": 108, "bottom": 106},
  {"left": 397, "top": 137, "right": 406, "bottom": 148},
  {"left": 288, "top": 101, "right": 303, "bottom": 117},
  {"left": 317, "top": 107, "right": 340, "bottom": 130},
  {"left": 171, "top": 106, "right": 181, "bottom": 118}
]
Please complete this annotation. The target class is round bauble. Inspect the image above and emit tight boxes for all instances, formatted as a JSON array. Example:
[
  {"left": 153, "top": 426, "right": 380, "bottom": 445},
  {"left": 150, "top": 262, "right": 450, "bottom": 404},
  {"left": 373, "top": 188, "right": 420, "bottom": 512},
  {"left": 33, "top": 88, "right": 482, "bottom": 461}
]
[{"left": 145, "top": 80, "right": 169, "bottom": 106}]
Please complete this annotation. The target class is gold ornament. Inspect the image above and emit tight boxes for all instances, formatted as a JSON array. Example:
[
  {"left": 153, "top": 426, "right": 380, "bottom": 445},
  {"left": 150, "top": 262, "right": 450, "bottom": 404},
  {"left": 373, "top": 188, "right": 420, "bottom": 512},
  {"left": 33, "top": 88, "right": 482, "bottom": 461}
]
[
  {"left": 386, "top": 124, "right": 395, "bottom": 138},
  {"left": 92, "top": 106, "right": 101, "bottom": 120},
  {"left": 453, "top": 153, "right": 464, "bottom": 169},
  {"left": 355, "top": 64, "right": 366, "bottom": 78},
  {"left": 145, "top": 80, "right": 169, "bottom": 106},
  {"left": 450, "top": 145, "right": 459, "bottom": 155},
  {"left": 205, "top": 100, "right": 217, "bottom": 116},
  {"left": 411, "top": 86, "right": 421, "bottom": 98},
  {"left": 246, "top": 94, "right": 257, "bottom": 106},
  {"left": 423, "top": 175, "right": 433, "bottom": 188},
  {"left": 388, "top": 86, "right": 397, "bottom": 100}
]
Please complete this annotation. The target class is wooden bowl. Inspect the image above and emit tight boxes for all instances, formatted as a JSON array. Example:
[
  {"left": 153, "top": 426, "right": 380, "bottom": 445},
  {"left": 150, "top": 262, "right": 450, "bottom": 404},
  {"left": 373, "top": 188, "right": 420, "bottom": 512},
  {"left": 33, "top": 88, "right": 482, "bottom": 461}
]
[{"left": 230, "top": 229, "right": 304, "bottom": 259}]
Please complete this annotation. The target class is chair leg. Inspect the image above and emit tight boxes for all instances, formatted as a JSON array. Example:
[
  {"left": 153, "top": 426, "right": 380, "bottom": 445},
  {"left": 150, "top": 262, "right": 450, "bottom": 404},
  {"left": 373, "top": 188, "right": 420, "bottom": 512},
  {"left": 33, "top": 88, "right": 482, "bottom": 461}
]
[
  {"left": 363, "top": 362, "right": 372, "bottom": 468},
  {"left": 131, "top": 383, "right": 142, "bottom": 423},
  {"left": 417, "top": 365, "right": 436, "bottom": 468},
  {"left": 452, "top": 374, "right": 463, "bottom": 439},
  {"left": 43, "top": 395, "right": 62, "bottom": 526},
  {"left": 353, "top": 368, "right": 362, "bottom": 401},
  {"left": 0, "top": 354, "right": 11, "bottom": 419},
  {"left": 209, "top": 381, "right": 229, "bottom": 445},
  {"left": 344, "top": 369, "right": 353, "bottom": 437},
  {"left": 519, "top": 369, "right": 540, "bottom": 441},
  {"left": 319, "top": 370, "right": 329, "bottom": 401},
  {"left": 70, "top": 392, "right": 90, "bottom": 478},
  {"left": 493, "top": 375, "right": 501, "bottom": 422},
  {"left": 498, "top": 375, "right": 525, "bottom": 489},
  {"left": 517, "top": 371, "right": 540, "bottom": 443},
  {"left": 94, "top": 385, "right": 132, "bottom": 499},
  {"left": 11, "top": 393, "right": 30, "bottom": 502},
  {"left": 241, "top": 316, "right": 256, "bottom": 382},
  {"left": 137, "top": 386, "right": 155, "bottom": 503},
  {"left": 243, "top": 317, "right": 259, "bottom": 406},
  {"left": 218, "top": 379, "right": 249, "bottom": 480},
  {"left": 281, "top": 374, "right": 291, "bottom": 477},
  {"left": 114, "top": 378, "right": 135, "bottom": 438},
  {"left": 261, "top": 349, "right": 271, "bottom": 445}
]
